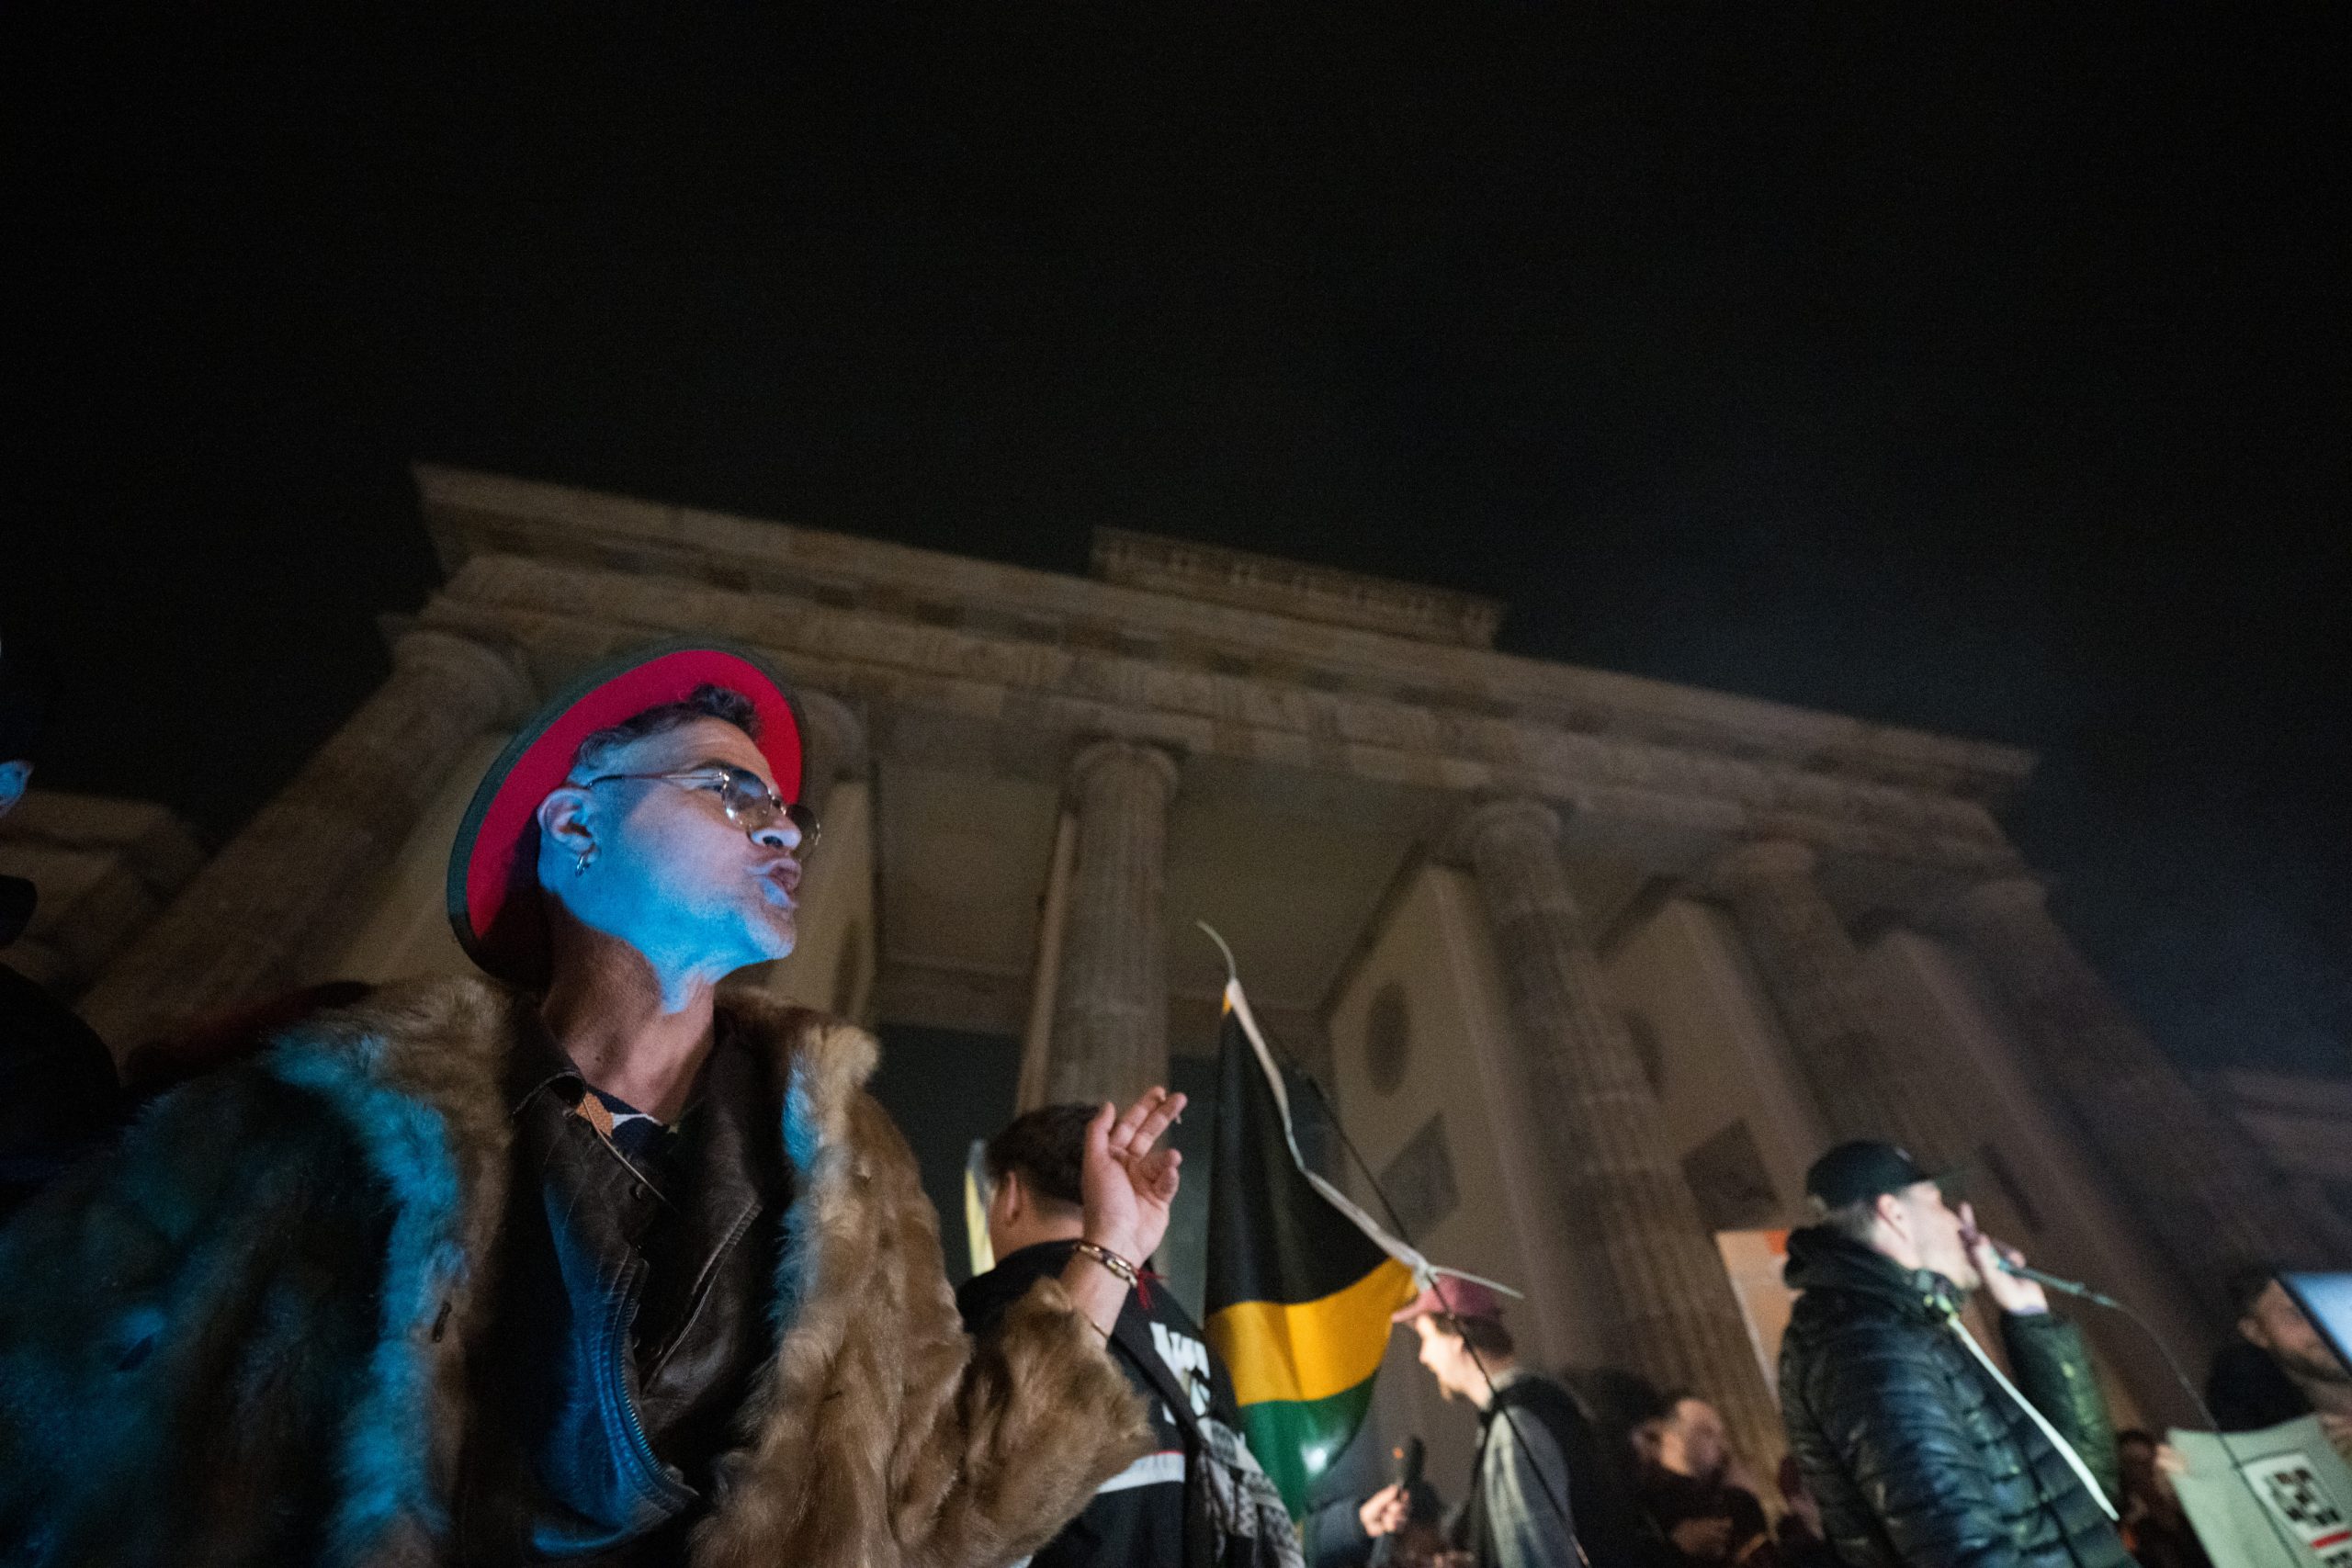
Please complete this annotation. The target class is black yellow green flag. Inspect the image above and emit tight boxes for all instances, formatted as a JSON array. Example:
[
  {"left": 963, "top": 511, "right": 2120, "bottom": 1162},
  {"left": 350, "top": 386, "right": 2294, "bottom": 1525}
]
[{"left": 1204, "top": 977, "right": 1424, "bottom": 1517}]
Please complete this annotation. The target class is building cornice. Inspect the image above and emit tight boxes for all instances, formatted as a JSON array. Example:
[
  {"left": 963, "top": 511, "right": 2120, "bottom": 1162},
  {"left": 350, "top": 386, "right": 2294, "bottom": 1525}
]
[
  {"left": 413, "top": 550, "right": 2028, "bottom": 897},
  {"left": 413, "top": 463, "right": 2038, "bottom": 808}
]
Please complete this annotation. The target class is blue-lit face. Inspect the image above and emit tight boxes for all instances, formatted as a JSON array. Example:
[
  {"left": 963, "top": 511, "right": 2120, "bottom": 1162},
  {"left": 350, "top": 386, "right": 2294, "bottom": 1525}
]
[{"left": 538, "top": 716, "right": 806, "bottom": 982}]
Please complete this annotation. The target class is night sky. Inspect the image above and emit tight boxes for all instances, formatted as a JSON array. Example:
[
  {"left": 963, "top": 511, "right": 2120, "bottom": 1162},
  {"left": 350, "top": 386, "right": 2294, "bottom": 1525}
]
[{"left": 6, "top": 12, "right": 2346, "bottom": 1080}]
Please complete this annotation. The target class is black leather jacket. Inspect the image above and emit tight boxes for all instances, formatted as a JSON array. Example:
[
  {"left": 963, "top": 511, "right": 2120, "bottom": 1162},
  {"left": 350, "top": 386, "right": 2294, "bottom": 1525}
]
[
  {"left": 1778, "top": 1227, "right": 2129, "bottom": 1568},
  {"left": 455, "top": 1021, "right": 789, "bottom": 1562}
]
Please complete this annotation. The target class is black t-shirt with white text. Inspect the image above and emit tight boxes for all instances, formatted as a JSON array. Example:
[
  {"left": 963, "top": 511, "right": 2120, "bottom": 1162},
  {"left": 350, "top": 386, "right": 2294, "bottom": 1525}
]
[{"left": 958, "top": 1239, "right": 1240, "bottom": 1568}]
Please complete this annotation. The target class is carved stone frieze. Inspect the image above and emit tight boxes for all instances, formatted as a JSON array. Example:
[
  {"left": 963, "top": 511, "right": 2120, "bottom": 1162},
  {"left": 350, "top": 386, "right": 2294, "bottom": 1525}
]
[
  {"left": 415, "top": 466, "right": 2035, "bottom": 807},
  {"left": 416, "top": 557, "right": 2024, "bottom": 879}
]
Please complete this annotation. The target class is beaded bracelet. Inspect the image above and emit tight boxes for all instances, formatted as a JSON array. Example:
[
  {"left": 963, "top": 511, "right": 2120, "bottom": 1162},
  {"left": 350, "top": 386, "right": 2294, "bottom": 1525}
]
[{"left": 1071, "top": 1239, "right": 1142, "bottom": 1291}]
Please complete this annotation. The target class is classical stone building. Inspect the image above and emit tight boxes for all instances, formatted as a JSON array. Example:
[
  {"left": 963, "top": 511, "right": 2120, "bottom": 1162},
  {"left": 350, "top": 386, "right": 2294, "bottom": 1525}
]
[
  {"left": 2201, "top": 1068, "right": 2352, "bottom": 1233},
  {"left": 69, "top": 467, "right": 2345, "bottom": 1502},
  {"left": 0, "top": 788, "right": 202, "bottom": 997}
]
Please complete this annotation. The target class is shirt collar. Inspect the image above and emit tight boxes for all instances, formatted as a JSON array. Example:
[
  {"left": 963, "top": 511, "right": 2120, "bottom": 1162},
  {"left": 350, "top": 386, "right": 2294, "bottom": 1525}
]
[{"left": 1476, "top": 1365, "right": 1532, "bottom": 1416}]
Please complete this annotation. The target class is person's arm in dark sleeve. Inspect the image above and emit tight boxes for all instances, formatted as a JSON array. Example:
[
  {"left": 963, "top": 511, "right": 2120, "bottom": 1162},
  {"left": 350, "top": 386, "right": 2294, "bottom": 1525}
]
[
  {"left": 1796, "top": 1318, "right": 2025, "bottom": 1568},
  {"left": 1304, "top": 1493, "right": 1376, "bottom": 1568},
  {"left": 2001, "top": 1311, "right": 2120, "bottom": 1508}
]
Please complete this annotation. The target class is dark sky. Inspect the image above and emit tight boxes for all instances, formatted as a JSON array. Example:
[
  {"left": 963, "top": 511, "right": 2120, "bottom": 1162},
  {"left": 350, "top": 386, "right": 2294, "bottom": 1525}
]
[{"left": 6, "top": 12, "right": 2346, "bottom": 1079}]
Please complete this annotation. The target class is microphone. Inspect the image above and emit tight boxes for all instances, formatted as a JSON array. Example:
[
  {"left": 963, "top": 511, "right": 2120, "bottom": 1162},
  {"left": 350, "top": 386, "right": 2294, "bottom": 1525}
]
[
  {"left": 1996, "top": 1258, "right": 2122, "bottom": 1311},
  {"left": 1367, "top": 1437, "right": 1424, "bottom": 1566},
  {"left": 1392, "top": 1435, "right": 1424, "bottom": 1494}
]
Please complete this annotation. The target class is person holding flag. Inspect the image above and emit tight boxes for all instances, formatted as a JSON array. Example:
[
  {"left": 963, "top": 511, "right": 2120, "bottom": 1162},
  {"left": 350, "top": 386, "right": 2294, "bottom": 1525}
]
[
  {"left": 1199, "top": 943, "right": 1645, "bottom": 1568},
  {"left": 1364, "top": 1280, "right": 1650, "bottom": 1568},
  {"left": 1203, "top": 967, "right": 1426, "bottom": 1520}
]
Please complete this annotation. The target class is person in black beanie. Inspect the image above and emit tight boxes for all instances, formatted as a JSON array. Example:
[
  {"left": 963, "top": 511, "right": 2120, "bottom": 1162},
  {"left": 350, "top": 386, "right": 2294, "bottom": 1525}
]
[{"left": 0, "top": 638, "right": 126, "bottom": 1219}]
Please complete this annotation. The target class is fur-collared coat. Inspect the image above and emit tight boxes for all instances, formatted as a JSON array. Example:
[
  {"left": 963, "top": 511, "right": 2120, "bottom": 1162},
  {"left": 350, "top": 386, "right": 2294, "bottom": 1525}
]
[{"left": 0, "top": 977, "right": 1150, "bottom": 1567}]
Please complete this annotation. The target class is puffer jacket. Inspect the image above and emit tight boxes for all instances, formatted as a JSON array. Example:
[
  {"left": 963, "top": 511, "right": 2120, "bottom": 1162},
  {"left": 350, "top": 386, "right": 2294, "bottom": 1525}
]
[{"left": 1778, "top": 1226, "right": 2129, "bottom": 1568}]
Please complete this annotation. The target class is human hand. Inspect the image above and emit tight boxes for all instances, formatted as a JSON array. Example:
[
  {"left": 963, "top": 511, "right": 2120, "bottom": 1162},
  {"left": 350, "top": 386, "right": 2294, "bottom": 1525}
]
[
  {"left": 1359, "top": 1482, "right": 1408, "bottom": 1538},
  {"left": 2150, "top": 1442, "right": 2188, "bottom": 1502},
  {"left": 1959, "top": 1201, "right": 2048, "bottom": 1315},
  {"left": 1080, "top": 1089, "right": 1186, "bottom": 1266},
  {"left": 1669, "top": 1516, "right": 1735, "bottom": 1560},
  {"left": 2320, "top": 1411, "right": 2352, "bottom": 1461}
]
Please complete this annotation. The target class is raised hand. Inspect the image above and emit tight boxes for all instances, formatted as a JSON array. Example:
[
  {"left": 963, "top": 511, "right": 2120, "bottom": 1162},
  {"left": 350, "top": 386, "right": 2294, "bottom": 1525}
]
[
  {"left": 1080, "top": 1088, "right": 1187, "bottom": 1267},
  {"left": 1358, "top": 1483, "right": 1408, "bottom": 1538},
  {"left": 1959, "top": 1200, "right": 2049, "bottom": 1315}
]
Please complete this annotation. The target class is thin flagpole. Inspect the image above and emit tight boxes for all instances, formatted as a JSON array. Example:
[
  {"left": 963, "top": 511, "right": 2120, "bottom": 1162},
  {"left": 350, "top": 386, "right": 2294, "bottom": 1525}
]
[
  {"left": 1196, "top": 923, "right": 1518, "bottom": 1299},
  {"left": 1196, "top": 924, "right": 1566, "bottom": 1548}
]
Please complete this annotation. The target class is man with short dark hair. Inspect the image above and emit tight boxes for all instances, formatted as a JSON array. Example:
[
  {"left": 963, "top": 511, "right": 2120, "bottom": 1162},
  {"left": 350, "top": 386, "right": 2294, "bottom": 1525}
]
[
  {"left": 1360, "top": 1279, "right": 1646, "bottom": 1568},
  {"left": 1639, "top": 1393, "right": 1775, "bottom": 1567},
  {"left": 1779, "top": 1140, "right": 2130, "bottom": 1567},
  {"left": 961, "top": 1101, "right": 1299, "bottom": 1568},
  {"left": 0, "top": 642, "right": 1166, "bottom": 1566},
  {"left": 2206, "top": 1266, "right": 2352, "bottom": 1461}
]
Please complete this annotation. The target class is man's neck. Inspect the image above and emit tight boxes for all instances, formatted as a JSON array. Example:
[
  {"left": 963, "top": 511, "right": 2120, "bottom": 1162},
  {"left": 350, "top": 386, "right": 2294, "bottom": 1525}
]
[
  {"left": 1871, "top": 1236, "right": 1931, "bottom": 1277},
  {"left": 993, "top": 1216, "right": 1086, "bottom": 1261},
  {"left": 541, "top": 931, "right": 719, "bottom": 1123},
  {"left": 1464, "top": 1359, "right": 1520, "bottom": 1409}
]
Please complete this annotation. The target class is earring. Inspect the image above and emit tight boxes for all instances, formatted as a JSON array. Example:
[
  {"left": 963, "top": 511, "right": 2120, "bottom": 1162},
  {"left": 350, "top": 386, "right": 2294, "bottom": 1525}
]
[{"left": 574, "top": 848, "right": 594, "bottom": 875}]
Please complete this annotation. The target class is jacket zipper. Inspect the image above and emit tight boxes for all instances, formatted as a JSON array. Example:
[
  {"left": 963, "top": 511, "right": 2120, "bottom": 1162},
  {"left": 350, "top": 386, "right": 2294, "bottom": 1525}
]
[{"left": 609, "top": 1258, "right": 695, "bottom": 1510}]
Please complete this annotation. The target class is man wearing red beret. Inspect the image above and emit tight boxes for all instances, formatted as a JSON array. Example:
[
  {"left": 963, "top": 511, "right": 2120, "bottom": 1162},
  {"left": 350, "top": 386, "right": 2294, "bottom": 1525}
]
[{"left": 0, "top": 641, "right": 1176, "bottom": 1566}]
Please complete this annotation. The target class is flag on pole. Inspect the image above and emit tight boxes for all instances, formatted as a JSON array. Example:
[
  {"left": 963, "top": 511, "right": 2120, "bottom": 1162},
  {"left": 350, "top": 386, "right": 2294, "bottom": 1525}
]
[
  {"left": 962, "top": 1138, "right": 996, "bottom": 1280},
  {"left": 1204, "top": 976, "right": 1427, "bottom": 1517}
]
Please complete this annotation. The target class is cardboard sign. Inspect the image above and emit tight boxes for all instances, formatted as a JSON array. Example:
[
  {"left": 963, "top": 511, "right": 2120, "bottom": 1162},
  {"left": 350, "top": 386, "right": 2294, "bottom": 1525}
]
[{"left": 2171, "top": 1417, "right": 2352, "bottom": 1568}]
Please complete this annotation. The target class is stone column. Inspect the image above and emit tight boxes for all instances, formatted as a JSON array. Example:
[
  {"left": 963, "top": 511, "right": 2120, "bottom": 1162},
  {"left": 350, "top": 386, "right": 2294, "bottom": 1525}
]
[
  {"left": 1948, "top": 876, "right": 2340, "bottom": 1322},
  {"left": 79, "top": 628, "right": 530, "bottom": 1050},
  {"left": 1712, "top": 839, "right": 1959, "bottom": 1164},
  {"left": 1044, "top": 741, "right": 1178, "bottom": 1106},
  {"left": 1459, "top": 799, "right": 1785, "bottom": 1472}
]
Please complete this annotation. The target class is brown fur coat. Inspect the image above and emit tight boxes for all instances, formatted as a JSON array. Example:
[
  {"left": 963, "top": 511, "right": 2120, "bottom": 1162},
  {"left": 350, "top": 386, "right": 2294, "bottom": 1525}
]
[{"left": 0, "top": 976, "right": 1149, "bottom": 1566}]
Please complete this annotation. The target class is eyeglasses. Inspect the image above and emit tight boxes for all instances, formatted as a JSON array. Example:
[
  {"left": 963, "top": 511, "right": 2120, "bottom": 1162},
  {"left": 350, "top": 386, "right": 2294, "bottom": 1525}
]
[{"left": 583, "top": 765, "right": 821, "bottom": 854}]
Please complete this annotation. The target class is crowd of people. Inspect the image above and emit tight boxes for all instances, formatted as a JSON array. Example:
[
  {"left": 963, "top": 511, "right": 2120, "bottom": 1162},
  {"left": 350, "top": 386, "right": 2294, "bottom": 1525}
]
[
  {"left": 1319, "top": 1144, "right": 2346, "bottom": 1568},
  {"left": 1, "top": 636, "right": 2346, "bottom": 1567}
]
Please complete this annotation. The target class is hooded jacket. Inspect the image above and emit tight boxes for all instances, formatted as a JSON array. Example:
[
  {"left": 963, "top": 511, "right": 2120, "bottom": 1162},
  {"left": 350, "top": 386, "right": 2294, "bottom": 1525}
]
[
  {"left": 0, "top": 976, "right": 1150, "bottom": 1566},
  {"left": 1777, "top": 1226, "right": 2128, "bottom": 1568}
]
